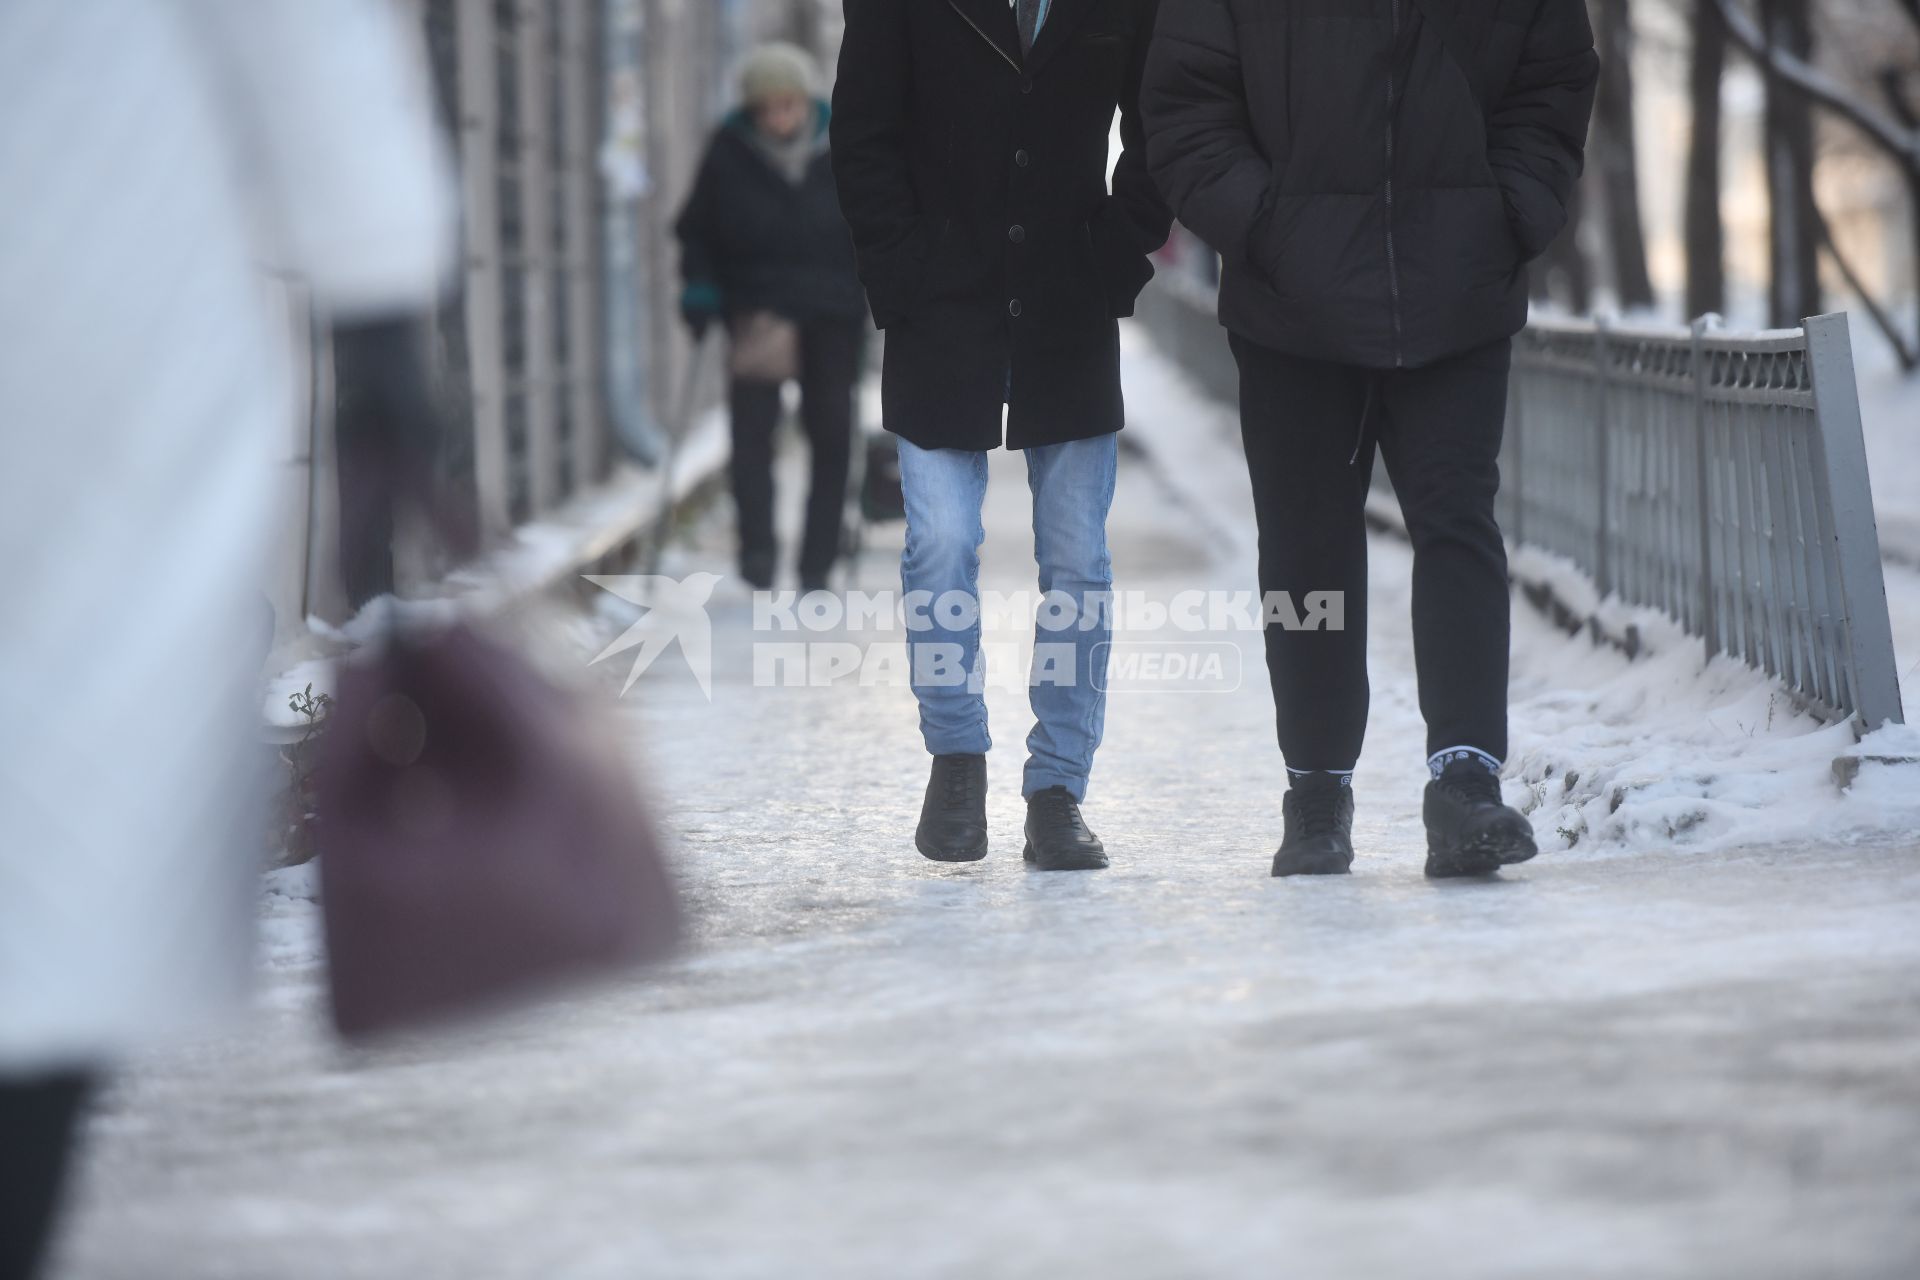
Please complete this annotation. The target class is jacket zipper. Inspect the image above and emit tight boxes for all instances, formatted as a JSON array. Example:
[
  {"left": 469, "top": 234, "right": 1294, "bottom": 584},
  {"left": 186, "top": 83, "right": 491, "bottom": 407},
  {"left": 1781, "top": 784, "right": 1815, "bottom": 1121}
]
[
  {"left": 948, "top": 0, "right": 1022, "bottom": 72},
  {"left": 1384, "top": 0, "right": 1406, "bottom": 368}
]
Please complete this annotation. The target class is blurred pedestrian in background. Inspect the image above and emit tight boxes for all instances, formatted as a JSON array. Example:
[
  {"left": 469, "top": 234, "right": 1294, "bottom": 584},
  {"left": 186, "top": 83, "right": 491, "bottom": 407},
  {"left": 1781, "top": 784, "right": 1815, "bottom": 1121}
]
[
  {"left": 675, "top": 43, "right": 869, "bottom": 593},
  {"left": 0, "top": 3, "right": 453, "bottom": 1276}
]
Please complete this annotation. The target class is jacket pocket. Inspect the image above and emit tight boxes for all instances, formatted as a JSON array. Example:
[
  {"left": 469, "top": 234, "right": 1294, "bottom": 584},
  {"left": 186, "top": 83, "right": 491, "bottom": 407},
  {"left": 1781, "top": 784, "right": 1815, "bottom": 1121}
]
[
  {"left": 1087, "top": 205, "right": 1155, "bottom": 319},
  {"left": 1248, "top": 192, "right": 1297, "bottom": 296},
  {"left": 863, "top": 217, "right": 949, "bottom": 329},
  {"left": 1443, "top": 186, "right": 1525, "bottom": 286},
  {"left": 1471, "top": 134, "right": 1536, "bottom": 262}
]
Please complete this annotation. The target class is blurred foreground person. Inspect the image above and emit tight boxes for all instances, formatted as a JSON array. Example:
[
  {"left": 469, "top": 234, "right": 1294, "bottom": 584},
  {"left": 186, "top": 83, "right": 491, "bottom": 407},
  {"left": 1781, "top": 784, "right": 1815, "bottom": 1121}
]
[
  {"left": 832, "top": 0, "right": 1172, "bottom": 871},
  {"left": 0, "top": 4, "right": 453, "bottom": 1275},
  {"left": 675, "top": 44, "right": 869, "bottom": 592},
  {"left": 1143, "top": 0, "right": 1597, "bottom": 878}
]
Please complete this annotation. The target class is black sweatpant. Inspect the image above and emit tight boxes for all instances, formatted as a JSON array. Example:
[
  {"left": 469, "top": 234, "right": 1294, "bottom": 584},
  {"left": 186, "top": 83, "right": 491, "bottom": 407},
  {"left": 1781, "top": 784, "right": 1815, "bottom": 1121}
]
[
  {"left": 727, "top": 319, "right": 864, "bottom": 585},
  {"left": 1231, "top": 333, "right": 1513, "bottom": 773},
  {"left": 1, "top": 1073, "right": 93, "bottom": 1280}
]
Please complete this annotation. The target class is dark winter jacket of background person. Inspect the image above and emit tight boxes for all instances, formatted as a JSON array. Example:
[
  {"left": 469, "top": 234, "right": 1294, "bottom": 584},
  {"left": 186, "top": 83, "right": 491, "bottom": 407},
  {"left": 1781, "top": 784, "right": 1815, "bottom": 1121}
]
[
  {"left": 675, "top": 105, "right": 868, "bottom": 325},
  {"left": 1142, "top": 0, "right": 1599, "bottom": 370},
  {"left": 832, "top": 0, "right": 1175, "bottom": 452}
]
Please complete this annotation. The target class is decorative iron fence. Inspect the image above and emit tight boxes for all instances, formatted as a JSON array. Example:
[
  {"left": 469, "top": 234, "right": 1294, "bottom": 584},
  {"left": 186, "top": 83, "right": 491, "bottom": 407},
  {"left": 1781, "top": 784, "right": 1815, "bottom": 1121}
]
[
  {"left": 280, "top": 0, "right": 799, "bottom": 629},
  {"left": 1504, "top": 313, "right": 1903, "bottom": 730},
  {"left": 438, "top": 0, "right": 611, "bottom": 534},
  {"left": 1135, "top": 273, "right": 1906, "bottom": 731}
]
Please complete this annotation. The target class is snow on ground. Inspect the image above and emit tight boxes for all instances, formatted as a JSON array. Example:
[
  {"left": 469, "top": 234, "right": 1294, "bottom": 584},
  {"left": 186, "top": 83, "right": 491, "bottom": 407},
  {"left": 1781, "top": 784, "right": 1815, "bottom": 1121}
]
[{"left": 48, "top": 323, "right": 1920, "bottom": 1280}]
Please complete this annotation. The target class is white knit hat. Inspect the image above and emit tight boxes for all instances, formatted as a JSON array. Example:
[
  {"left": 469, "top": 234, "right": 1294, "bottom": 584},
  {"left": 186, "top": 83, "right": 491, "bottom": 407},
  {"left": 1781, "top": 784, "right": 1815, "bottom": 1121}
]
[{"left": 738, "top": 42, "right": 820, "bottom": 106}]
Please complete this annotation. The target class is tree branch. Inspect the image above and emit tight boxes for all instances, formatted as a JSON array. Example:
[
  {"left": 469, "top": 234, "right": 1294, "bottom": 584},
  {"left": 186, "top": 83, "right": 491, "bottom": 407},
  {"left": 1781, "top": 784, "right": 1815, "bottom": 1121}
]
[
  {"left": 1713, "top": 0, "right": 1920, "bottom": 166},
  {"left": 1811, "top": 202, "right": 1920, "bottom": 372},
  {"left": 1881, "top": 67, "right": 1919, "bottom": 134}
]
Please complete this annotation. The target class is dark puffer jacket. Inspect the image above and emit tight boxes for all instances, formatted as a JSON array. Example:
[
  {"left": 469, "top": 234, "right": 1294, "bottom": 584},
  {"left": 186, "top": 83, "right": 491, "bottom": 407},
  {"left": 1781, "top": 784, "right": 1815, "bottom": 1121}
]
[
  {"left": 1142, "top": 0, "right": 1598, "bottom": 370},
  {"left": 674, "top": 106, "right": 869, "bottom": 324}
]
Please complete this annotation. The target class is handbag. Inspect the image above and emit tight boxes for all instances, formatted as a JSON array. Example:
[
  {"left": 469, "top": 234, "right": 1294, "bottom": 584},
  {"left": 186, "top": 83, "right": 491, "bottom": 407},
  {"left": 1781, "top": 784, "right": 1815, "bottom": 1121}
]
[
  {"left": 314, "top": 320, "right": 679, "bottom": 1042},
  {"left": 728, "top": 309, "right": 802, "bottom": 384}
]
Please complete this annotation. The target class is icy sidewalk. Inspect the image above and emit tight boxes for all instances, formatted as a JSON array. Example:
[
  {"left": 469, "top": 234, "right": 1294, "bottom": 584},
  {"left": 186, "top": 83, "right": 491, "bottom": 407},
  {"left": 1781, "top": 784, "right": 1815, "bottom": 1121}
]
[{"left": 54, "top": 332, "right": 1920, "bottom": 1279}]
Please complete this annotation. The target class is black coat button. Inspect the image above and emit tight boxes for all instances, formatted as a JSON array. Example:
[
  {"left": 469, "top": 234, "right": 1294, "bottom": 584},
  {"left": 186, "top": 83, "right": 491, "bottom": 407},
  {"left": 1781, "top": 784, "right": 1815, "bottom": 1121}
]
[
  {"left": 1009, "top": 225, "right": 1026, "bottom": 244},
  {"left": 1009, "top": 299, "right": 1023, "bottom": 317},
  {"left": 1015, "top": 149, "right": 1031, "bottom": 168},
  {"left": 1021, "top": 79, "right": 1034, "bottom": 94}
]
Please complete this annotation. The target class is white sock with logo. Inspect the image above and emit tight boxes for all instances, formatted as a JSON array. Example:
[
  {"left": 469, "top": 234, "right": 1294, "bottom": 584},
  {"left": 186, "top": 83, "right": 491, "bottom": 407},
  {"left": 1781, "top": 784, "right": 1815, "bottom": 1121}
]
[
  {"left": 1428, "top": 746, "right": 1503, "bottom": 781},
  {"left": 1288, "top": 767, "right": 1355, "bottom": 789}
]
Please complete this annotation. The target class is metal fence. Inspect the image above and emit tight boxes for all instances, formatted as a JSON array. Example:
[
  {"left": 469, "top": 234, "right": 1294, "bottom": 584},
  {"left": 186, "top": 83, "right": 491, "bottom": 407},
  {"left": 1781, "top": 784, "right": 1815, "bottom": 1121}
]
[
  {"left": 436, "top": 0, "right": 611, "bottom": 534},
  {"left": 1136, "top": 273, "right": 1906, "bottom": 731},
  {"left": 1504, "top": 313, "right": 1903, "bottom": 730}
]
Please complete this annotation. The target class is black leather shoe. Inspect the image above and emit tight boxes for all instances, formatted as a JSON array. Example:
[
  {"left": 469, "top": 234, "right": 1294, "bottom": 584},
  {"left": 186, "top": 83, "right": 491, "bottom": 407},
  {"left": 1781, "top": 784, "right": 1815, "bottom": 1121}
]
[
  {"left": 1272, "top": 774, "right": 1356, "bottom": 877},
  {"left": 1023, "top": 787, "right": 1108, "bottom": 871},
  {"left": 1423, "top": 760, "right": 1538, "bottom": 878},
  {"left": 917, "top": 754, "right": 989, "bottom": 863}
]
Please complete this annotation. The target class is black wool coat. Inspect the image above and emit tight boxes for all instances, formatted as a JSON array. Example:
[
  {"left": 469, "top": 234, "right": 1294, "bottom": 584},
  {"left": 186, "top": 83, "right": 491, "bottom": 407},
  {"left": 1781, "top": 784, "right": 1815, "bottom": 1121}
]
[
  {"left": 832, "top": 0, "right": 1175, "bottom": 452},
  {"left": 1143, "top": 0, "right": 1599, "bottom": 370},
  {"left": 674, "top": 110, "right": 870, "bottom": 324}
]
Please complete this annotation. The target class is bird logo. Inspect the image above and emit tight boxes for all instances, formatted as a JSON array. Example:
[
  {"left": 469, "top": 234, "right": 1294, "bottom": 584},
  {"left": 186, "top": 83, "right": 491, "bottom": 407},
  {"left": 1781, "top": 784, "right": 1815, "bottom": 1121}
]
[{"left": 584, "top": 573, "right": 724, "bottom": 698}]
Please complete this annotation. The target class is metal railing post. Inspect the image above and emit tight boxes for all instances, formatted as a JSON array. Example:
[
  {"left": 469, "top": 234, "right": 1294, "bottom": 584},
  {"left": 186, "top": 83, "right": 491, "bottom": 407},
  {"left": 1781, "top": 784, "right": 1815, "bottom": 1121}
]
[
  {"left": 518, "top": 0, "right": 559, "bottom": 515},
  {"left": 1803, "top": 313, "right": 1906, "bottom": 730},
  {"left": 456, "top": 2, "right": 511, "bottom": 537},
  {"left": 1593, "top": 317, "right": 1613, "bottom": 597},
  {"left": 561, "top": 0, "right": 606, "bottom": 493},
  {"left": 1690, "top": 317, "right": 1717, "bottom": 652}
]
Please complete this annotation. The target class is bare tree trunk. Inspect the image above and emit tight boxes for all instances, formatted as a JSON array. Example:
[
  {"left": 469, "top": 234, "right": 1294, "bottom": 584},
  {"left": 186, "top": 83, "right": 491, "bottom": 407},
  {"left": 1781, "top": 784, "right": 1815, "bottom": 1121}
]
[
  {"left": 1592, "top": 0, "right": 1656, "bottom": 310},
  {"left": 1685, "top": 0, "right": 1728, "bottom": 319},
  {"left": 1880, "top": 57, "right": 1920, "bottom": 343},
  {"left": 1907, "top": 170, "right": 1920, "bottom": 346},
  {"left": 1761, "top": 0, "right": 1821, "bottom": 325},
  {"left": 1713, "top": 0, "right": 1919, "bottom": 367}
]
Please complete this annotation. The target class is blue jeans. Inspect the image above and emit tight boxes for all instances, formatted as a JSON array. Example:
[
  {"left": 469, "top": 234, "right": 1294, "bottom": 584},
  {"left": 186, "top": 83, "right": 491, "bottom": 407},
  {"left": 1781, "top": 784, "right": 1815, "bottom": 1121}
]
[{"left": 898, "top": 435, "right": 1118, "bottom": 801}]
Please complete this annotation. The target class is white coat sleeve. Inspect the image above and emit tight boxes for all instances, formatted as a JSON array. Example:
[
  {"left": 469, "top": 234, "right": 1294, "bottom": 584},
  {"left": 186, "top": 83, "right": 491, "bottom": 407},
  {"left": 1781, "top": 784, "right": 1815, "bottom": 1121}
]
[{"left": 179, "top": 0, "right": 459, "bottom": 318}]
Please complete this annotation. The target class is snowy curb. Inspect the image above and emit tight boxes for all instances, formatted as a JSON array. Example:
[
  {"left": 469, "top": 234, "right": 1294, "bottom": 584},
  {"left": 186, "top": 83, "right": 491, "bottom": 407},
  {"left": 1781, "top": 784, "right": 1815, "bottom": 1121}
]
[
  {"left": 1831, "top": 721, "right": 1920, "bottom": 790},
  {"left": 263, "top": 409, "right": 730, "bottom": 737}
]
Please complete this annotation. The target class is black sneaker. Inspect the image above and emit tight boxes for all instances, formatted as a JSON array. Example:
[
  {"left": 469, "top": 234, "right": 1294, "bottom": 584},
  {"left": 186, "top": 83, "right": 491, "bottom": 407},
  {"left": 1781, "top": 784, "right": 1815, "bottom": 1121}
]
[
  {"left": 1272, "top": 774, "right": 1356, "bottom": 877},
  {"left": 1023, "top": 787, "right": 1108, "bottom": 871},
  {"left": 1423, "top": 760, "right": 1538, "bottom": 879},
  {"left": 917, "top": 754, "right": 989, "bottom": 863}
]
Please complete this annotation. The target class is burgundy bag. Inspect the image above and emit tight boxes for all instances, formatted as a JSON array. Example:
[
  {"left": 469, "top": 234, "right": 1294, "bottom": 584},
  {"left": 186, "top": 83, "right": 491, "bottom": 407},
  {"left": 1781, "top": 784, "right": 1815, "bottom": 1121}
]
[
  {"left": 315, "top": 623, "right": 680, "bottom": 1039},
  {"left": 313, "top": 318, "right": 676, "bottom": 1041}
]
